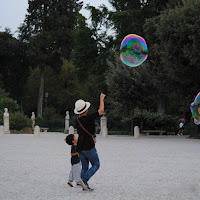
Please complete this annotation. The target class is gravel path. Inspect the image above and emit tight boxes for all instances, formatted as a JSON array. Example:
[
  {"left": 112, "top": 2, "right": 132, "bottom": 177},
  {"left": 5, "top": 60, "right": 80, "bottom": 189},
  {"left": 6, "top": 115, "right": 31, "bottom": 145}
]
[{"left": 0, "top": 133, "right": 200, "bottom": 200}]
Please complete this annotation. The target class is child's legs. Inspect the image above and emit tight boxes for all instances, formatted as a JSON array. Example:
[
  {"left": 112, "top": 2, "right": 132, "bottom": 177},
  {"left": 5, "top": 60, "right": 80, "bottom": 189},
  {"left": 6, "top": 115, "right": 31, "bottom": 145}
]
[
  {"left": 81, "top": 147, "right": 100, "bottom": 182},
  {"left": 72, "top": 162, "right": 82, "bottom": 182},
  {"left": 79, "top": 153, "right": 89, "bottom": 180},
  {"left": 68, "top": 167, "right": 73, "bottom": 181}
]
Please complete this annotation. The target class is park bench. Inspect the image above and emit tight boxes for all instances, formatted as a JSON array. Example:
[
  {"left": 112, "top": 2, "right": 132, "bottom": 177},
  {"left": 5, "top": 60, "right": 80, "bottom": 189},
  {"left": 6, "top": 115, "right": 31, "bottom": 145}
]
[
  {"left": 40, "top": 128, "right": 49, "bottom": 132},
  {"left": 143, "top": 130, "right": 166, "bottom": 136}
]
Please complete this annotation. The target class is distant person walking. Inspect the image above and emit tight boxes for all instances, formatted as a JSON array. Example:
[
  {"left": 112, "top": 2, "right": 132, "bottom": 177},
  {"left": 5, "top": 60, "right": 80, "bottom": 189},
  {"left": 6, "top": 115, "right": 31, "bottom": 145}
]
[
  {"left": 177, "top": 116, "right": 186, "bottom": 136},
  {"left": 74, "top": 93, "right": 106, "bottom": 191}
]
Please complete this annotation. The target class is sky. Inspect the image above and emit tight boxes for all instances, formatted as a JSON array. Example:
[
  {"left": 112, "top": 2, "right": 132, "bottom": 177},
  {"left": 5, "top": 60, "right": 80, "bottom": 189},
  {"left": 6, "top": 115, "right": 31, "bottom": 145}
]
[{"left": 0, "top": 0, "right": 112, "bottom": 37}]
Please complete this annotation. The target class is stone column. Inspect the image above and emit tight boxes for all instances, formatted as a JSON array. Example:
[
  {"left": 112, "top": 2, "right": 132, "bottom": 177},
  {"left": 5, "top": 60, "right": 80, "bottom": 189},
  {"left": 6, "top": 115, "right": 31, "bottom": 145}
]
[
  {"left": 31, "top": 112, "right": 35, "bottom": 129},
  {"left": 100, "top": 112, "right": 107, "bottom": 135},
  {"left": 69, "top": 126, "right": 74, "bottom": 134},
  {"left": 102, "top": 126, "right": 108, "bottom": 138},
  {"left": 65, "top": 111, "right": 70, "bottom": 133},
  {"left": 3, "top": 108, "right": 10, "bottom": 134},
  {"left": 134, "top": 126, "right": 140, "bottom": 138},
  {"left": 0, "top": 125, "right": 4, "bottom": 136},
  {"left": 34, "top": 125, "right": 40, "bottom": 138}
]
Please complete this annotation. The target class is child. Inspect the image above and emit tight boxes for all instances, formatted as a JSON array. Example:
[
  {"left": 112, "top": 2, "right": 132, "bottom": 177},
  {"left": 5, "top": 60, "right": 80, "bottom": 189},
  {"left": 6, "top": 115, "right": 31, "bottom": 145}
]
[
  {"left": 177, "top": 116, "right": 186, "bottom": 136},
  {"left": 65, "top": 134, "right": 83, "bottom": 188}
]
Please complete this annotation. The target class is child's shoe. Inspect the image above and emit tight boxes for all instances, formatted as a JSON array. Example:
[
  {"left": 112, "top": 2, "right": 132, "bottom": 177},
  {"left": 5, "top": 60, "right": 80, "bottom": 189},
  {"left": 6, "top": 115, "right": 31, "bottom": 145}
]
[{"left": 67, "top": 181, "right": 73, "bottom": 187}]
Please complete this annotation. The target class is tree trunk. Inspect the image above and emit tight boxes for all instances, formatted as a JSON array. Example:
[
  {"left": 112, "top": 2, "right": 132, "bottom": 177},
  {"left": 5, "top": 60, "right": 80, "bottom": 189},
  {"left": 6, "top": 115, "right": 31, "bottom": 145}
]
[
  {"left": 37, "top": 66, "right": 45, "bottom": 118},
  {"left": 157, "top": 97, "right": 165, "bottom": 114}
]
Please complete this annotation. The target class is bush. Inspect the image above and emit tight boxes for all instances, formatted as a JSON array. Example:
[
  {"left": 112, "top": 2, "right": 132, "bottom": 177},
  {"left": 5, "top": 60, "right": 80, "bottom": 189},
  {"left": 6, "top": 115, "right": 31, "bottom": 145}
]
[
  {"left": 35, "top": 118, "right": 65, "bottom": 131},
  {"left": 0, "top": 97, "right": 20, "bottom": 112},
  {"left": 10, "top": 112, "right": 32, "bottom": 130},
  {"left": 133, "top": 108, "right": 178, "bottom": 132},
  {"left": 107, "top": 110, "right": 130, "bottom": 131}
]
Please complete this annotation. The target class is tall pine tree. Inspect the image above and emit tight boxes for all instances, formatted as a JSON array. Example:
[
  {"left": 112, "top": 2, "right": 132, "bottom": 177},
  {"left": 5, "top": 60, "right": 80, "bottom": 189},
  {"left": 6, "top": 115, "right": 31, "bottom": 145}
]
[{"left": 19, "top": 0, "right": 82, "bottom": 118}]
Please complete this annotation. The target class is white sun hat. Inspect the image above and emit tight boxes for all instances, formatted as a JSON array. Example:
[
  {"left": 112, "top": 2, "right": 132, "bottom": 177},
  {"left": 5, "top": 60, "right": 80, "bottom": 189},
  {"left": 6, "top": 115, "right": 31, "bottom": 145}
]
[{"left": 74, "top": 99, "right": 91, "bottom": 114}]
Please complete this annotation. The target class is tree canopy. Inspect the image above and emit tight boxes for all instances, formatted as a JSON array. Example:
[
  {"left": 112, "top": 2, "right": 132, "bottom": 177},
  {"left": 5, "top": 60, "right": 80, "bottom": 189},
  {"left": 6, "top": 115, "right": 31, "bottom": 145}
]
[{"left": 1, "top": 0, "right": 200, "bottom": 137}]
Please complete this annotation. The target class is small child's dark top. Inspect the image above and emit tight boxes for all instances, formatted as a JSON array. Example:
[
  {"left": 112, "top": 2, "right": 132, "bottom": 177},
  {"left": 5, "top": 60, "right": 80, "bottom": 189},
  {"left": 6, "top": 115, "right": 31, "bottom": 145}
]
[{"left": 71, "top": 145, "right": 80, "bottom": 165}]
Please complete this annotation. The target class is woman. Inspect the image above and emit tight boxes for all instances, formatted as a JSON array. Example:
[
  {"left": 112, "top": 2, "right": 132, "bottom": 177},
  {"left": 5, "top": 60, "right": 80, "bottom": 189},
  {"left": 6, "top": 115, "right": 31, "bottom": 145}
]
[{"left": 74, "top": 93, "right": 106, "bottom": 191}]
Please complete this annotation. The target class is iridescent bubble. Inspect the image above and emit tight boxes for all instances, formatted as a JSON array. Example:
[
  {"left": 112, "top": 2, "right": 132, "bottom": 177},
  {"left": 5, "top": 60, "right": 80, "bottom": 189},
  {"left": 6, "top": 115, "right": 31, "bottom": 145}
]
[
  {"left": 190, "top": 92, "right": 200, "bottom": 125},
  {"left": 194, "top": 92, "right": 200, "bottom": 105},
  {"left": 120, "top": 34, "right": 148, "bottom": 67},
  {"left": 194, "top": 119, "right": 200, "bottom": 125}
]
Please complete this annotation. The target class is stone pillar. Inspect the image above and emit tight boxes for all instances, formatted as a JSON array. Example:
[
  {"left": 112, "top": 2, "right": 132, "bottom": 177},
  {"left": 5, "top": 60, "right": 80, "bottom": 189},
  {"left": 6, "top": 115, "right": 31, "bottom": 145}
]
[
  {"left": 100, "top": 112, "right": 107, "bottom": 135},
  {"left": 34, "top": 125, "right": 40, "bottom": 138},
  {"left": 102, "top": 126, "right": 108, "bottom": 138},
  {"left": 134, "top": 126, "right": 140, "bottom": 138},
  {"left": 3, "top": 108, "right": 10, "bottom": 134},
  {"left": 0, "top": 125, "right": 4, "bottom": 136},
  {"left": 31, "top": 112, "right": 35, "bottom": 129},
  {"left": 69, "top": 126, "right": 74, "bottom": 134},
  {"left": 65, "top": 111, "right": 70, "bottom": 133}
]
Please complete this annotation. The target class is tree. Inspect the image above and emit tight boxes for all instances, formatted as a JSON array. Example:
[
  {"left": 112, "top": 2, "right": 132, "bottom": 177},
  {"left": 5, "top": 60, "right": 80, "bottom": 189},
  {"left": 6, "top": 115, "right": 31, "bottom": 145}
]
[
  {"left": 105, "top": 53, "right": 157, "bottom": 116},
  {"left": 144, "top": 0, "right": 200, "bottom": 116},
  {"left": 19, "top": 0, "right": 83, "bottom": 118},
  {"left": 23, "top": 61, "right": 90, "bottom": 116},
  {"left": 72, "top": 14, "right": 98, "bottom": 80},
  {"left": 0, "top": 30, "right": 30, "bottom": 102}
]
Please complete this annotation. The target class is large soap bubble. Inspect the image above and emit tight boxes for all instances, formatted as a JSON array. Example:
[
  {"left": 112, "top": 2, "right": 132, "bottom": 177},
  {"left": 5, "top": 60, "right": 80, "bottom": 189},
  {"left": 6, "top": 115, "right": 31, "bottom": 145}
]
[
  {"left": 190, "top": 92, "right": 200, "bottom": 125},
  {"left": 120, "top": 34, "right": 148, "bottom": 67}
]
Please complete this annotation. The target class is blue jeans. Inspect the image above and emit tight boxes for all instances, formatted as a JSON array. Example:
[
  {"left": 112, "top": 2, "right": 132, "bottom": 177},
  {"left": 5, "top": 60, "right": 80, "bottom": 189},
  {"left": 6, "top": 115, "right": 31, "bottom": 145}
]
[{"left": 79, "top": 147, "right": 100, "bottom": 183}]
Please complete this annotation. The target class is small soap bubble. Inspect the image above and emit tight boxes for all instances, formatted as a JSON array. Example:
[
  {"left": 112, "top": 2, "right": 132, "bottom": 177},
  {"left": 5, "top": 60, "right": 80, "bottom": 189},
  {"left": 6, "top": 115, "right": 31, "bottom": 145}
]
[
  {"left": 190, "top": 92, "right": 200, "bottom": 125},
  {"left": 120, "top": 34, "right": 148, "bottom": 67}
]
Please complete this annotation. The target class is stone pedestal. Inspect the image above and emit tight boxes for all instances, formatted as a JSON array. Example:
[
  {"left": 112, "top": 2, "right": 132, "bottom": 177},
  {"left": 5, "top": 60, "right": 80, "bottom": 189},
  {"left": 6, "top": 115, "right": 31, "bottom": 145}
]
[
  {"left": 102, "top": 126, "right": 108, "bottom": 138},
  {"left": 65, "top": 111, "right": 70, "bottom": 133},
  {"left": 34, "top": 125, "right": 40, "bottom": 138},
  {"left": 134, "top": 126, "right": 140, "bottom": 138},
  {"left": 100, "top": 113, "right": 107, "bottom": 135},
  {"left": 0, "top": 125, "right": 4, "bottom": 136},
  {"left": 3, "top": 108, "right": 10, "bottom": 134},
  {"left": 69, "top": 126, "right": 74, "bottom": 134}
]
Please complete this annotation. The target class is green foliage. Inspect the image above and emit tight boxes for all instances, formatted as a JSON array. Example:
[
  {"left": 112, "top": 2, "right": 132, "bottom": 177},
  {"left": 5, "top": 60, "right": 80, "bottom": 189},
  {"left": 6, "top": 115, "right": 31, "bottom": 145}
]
[
  {"left": 0, "top": 94, "right": 31, "bottom": 130},
  {"left": 107, "top": 110, "right": 130, "bottom": 131},
  {"left": 43, "top": 107, "right": 57, "bottom": 120},
  {"left": 106, "top": 53, "right": 157, "bottom": 115},
  {"left": 19, "top": 0, "right": 83, "bottom": 118},
  {"left": 144, "top": 0, "right": 200, "bottom": 115},
  {"left": 0, "top": 97, "right": 20, "bottom": 112},
  {"left": 0, "top": 31, "right": 30, "bottom": 101},
  {"left": 10, "top": 112, "right": 32, "bottom": 130},
  {"left": 23, "top": 61, "right": 86, "bottom": 115},
  {"left": 72, "top": 15, "right": 98, "bottom": 79},
  {"left": 35, "top": 118, "right": 64, "bottom": 131},
  {"left": 133, "top": 108, "right": 178, "bottom": 131}
]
